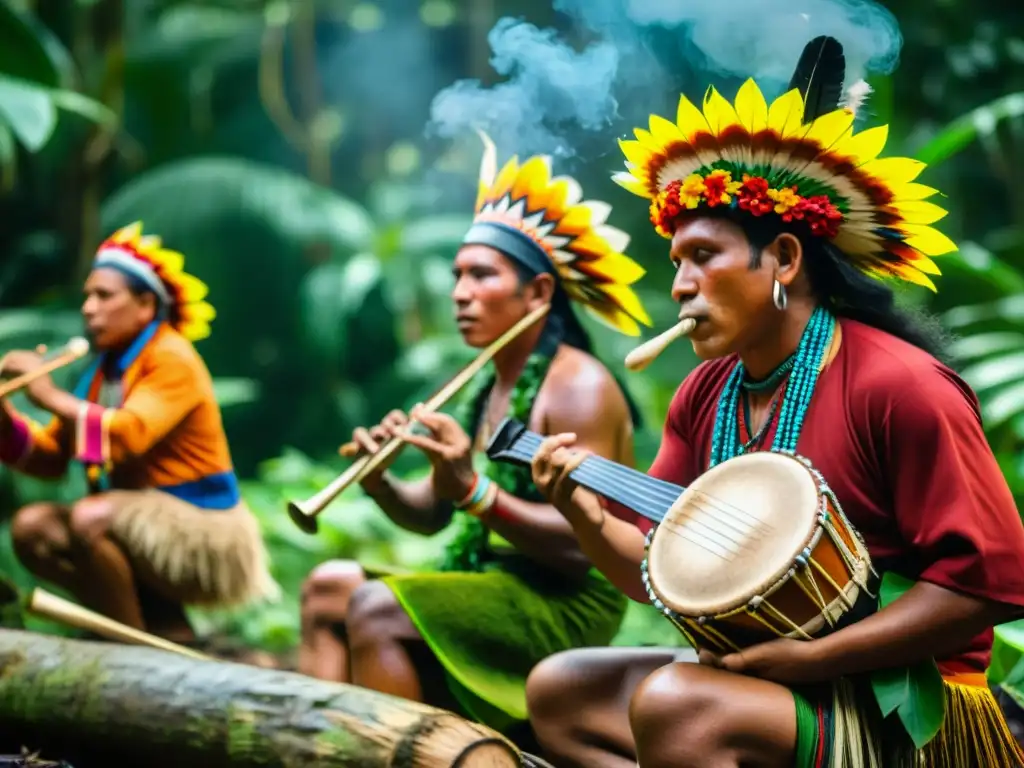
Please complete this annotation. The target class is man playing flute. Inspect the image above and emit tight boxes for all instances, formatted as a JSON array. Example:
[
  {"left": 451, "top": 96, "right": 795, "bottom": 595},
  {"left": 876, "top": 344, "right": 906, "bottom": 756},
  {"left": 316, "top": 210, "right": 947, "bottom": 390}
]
[
  {"left": 298, "top": 131, "right": 652, "bottom": 744},
  {"left": 523, "top": 37, "right": 1024, "bottom": 768},
  {"left": 1, "top": 222, "right": 276, "bottom": 643}
]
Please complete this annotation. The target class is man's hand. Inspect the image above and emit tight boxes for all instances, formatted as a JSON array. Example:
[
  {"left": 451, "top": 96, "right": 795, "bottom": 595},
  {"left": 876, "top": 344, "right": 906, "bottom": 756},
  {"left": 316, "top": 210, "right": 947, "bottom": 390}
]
[
  {"left": 698, "top": 637, "right": 824, "bottom": 686},
  {"left": 340, "top": 408, "right": 413, "bottom": 494},
  {"left": 531, "top": 433, "right": 603, "bottom": 527},
  {"left": 397, "top": 405, "right": 477, "bottom": 504},
  {"left": 0, "top": 350, "right": 57, "bottom": 408}
]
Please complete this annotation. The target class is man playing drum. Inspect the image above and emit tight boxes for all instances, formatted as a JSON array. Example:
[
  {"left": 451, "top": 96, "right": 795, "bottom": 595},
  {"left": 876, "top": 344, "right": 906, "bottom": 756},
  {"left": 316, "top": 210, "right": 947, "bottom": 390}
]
[
  {"left": 297, "top": 132, "right": 652, "bottom": 744},
  {"left": 523, "top": 39, "right": 1024, "bottom": 768},
  {"left": 1, "top": 222, "right": 276, "bottom": 644}
]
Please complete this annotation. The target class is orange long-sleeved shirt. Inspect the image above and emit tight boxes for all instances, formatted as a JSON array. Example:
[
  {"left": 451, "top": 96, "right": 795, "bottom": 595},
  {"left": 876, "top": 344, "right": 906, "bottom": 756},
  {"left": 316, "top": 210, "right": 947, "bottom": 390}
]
[{"left": 0, "top": 322, "right": 240, "bottom": 509}]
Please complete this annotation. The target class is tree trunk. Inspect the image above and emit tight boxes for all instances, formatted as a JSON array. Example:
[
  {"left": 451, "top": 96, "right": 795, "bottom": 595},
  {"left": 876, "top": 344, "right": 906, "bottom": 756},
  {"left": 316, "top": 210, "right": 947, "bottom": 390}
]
[{"left": 0, "top": 630, "right": 522, "bottom": 768}]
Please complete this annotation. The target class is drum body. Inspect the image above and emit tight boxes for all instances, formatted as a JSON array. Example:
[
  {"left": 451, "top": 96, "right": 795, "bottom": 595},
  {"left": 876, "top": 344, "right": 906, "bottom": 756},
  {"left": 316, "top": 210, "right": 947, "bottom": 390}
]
[{"left": 641, "top": 451, "right": 875, "bottom": 654}]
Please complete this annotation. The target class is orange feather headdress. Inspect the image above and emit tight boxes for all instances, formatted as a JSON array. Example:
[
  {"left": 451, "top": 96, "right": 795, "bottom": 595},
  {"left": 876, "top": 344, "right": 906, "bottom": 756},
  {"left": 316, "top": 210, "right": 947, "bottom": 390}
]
[
  {"left": 463, "top": 131, "right": 652, "bottom": 336},
  {"left": 94, "top": 222, "right": 216, "bottom": 341}
]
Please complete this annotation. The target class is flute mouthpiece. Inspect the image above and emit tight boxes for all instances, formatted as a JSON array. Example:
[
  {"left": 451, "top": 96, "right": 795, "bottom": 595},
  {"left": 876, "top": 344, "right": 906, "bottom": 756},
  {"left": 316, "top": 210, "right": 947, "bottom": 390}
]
[
  {"left": 65, "top": 337, "right": 91, "bottom": 358},
  {"left": 624, "top": 318, "right": 697, "bottom": 372}
]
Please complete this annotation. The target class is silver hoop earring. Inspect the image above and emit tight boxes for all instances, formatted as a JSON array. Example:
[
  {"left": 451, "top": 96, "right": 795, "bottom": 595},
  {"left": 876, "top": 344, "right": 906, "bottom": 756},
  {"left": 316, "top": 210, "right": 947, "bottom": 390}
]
[{"left": 773, "top": 279, "right": 788, "bottom": 311}]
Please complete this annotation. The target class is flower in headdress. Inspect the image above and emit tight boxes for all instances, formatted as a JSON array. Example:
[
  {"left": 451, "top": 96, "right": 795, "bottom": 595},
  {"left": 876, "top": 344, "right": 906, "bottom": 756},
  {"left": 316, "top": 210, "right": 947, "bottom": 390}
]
[
  {"left": 612, "top": 78, "right": 957, "bottom": 291},
  {"left": 94, "top": 222, "right": 216, "bottom": 341},
  {"left": 702, "top": 170, "right": 741, "bottom": 207}
]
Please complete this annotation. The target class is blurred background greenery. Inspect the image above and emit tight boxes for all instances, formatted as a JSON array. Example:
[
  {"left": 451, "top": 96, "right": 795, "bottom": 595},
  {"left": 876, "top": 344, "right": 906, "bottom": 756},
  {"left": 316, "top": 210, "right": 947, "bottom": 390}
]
[{"left": 0, "top": 0, "right": 1022, "bottom": 702}]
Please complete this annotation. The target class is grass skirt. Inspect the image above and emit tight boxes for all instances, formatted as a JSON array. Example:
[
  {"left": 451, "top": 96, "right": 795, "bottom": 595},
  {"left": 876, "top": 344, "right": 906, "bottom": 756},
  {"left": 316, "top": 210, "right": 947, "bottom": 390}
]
[
  {"left": 794, "top": 674, "right": 1024, "bottom": 767},
  {"left": 105, "top": 489, "right": 278, "bottom": 607}
]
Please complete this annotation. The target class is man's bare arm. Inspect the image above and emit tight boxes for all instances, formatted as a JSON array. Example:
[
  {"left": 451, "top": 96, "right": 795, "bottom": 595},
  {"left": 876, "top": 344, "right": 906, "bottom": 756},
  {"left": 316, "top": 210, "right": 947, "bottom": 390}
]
[
  {"left": 362, "top": 472, "right": 454, "bottom": 535},
  {"left": 476, "top": 353, "right": 635, "bottom": 580}
]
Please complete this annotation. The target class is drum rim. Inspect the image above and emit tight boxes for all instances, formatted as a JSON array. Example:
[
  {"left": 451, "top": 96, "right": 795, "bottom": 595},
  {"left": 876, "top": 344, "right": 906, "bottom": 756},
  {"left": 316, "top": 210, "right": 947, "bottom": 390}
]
[{"left": 645, "top": 450, "right": 824, "bottom": 618}]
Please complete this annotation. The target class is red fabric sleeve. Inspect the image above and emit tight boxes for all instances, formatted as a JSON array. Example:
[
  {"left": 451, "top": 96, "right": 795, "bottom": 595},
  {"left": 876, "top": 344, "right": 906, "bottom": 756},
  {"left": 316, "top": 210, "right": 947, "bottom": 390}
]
[
  {"left": 883, "top": 367, "right": 1024, "bottom": 607},
  {"left": 605, "top": 377, "right": 697, "bottom": 536}
]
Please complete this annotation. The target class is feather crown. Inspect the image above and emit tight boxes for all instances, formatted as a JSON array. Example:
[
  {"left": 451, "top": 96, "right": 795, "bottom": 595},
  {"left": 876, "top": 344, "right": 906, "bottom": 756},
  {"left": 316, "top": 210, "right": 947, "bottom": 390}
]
[
  {"left": 467, "top": 131, "right": 652, "bottom": 336},
  {"left": 94, "top": 222, "right": 216, "bottom": 341},
  {"left": 612, "top": 36, "right": 956, "bottom": 291}
]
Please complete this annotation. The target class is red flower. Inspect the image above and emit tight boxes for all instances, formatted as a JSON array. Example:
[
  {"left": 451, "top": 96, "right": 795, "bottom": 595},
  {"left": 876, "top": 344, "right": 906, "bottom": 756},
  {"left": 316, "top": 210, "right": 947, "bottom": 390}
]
[
  {"left": 737, "top": 176, "right": 774, "bottom": 216},
  {"left": 794, "top": 195, "right": 843, "bottom": 238}
]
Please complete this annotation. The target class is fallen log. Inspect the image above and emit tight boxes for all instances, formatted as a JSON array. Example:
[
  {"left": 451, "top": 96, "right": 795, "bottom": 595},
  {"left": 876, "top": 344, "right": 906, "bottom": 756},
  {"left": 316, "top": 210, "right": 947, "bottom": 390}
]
[{"left": 0, "top": 629, "right": 522, "bottom": 768}]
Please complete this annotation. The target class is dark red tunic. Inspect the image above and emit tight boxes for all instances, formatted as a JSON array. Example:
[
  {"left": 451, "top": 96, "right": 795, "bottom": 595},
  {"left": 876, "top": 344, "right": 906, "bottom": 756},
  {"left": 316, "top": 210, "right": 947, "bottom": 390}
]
[{"left": 609, "top": 318, "right": 1024, "bottom": 673}]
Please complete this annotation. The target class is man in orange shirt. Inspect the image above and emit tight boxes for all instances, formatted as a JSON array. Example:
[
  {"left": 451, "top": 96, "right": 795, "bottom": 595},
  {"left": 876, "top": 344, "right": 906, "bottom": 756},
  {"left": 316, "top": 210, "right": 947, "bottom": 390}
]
[{"left": 0, "top": 222, "right": 276, "bottom": 643}]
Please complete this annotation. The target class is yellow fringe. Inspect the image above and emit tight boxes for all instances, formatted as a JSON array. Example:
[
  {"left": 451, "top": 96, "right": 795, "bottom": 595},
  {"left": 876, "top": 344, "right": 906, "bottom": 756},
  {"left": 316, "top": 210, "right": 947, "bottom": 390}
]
[
  {"left": 828, "top": 680, "right": 1023, "bottom": 768},
  {"left": 920, "top": 682, "right": 1024, "bottom": 768}
]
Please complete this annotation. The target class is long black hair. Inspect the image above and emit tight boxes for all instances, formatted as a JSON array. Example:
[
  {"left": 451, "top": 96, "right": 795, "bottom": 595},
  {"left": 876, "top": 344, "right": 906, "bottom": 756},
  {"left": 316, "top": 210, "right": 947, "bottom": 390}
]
[{"left": 697, "top": 206, "right": 955, "bottom": 367}]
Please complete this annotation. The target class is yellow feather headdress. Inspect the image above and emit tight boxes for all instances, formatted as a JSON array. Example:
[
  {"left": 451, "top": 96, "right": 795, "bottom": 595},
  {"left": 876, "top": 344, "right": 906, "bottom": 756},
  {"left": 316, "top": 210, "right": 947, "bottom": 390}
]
[
  {"left": 94, "top": 222, "right": 216, "bottom": 341},
  {"left": 612, "top": 76, "right": 957, "bottom": 291},
  {"left": 464, "top": 131, "right": 652, "bottom": 336}
]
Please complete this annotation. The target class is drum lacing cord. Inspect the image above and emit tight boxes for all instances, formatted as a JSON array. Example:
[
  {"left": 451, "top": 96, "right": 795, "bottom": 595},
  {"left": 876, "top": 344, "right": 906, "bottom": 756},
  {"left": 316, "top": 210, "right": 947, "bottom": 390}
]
[{"left": 819, "top": 487, "right": 878, "bottom": 599}]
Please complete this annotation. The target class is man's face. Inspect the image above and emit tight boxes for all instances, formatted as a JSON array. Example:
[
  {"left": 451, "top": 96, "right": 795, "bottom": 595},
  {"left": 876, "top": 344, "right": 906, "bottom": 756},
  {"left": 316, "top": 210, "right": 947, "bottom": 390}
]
[
  {"left": 451, "top": 245, "right": 537, "bottom": 348},
  {"left": 81, "top": 268, "right": 156, "bottom": 351},
  {"left": 669, "top": 215, "right": 780, "bottom": 360}
]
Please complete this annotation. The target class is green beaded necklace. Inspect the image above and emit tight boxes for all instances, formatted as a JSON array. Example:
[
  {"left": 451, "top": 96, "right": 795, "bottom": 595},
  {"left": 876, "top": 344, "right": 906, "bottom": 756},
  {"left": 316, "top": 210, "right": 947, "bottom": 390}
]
[
  {"left": 438, "top": 352, "right": 552, "bottom": 573},
  {"left": 709, "top": 306, "right": 836, "bottom": 467}
]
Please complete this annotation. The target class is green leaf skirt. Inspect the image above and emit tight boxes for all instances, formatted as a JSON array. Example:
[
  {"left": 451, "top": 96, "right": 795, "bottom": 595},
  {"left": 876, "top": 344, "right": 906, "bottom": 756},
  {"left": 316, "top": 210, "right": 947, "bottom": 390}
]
[{"left": 381, "top": 556, "right": 627, "bottom": 735}]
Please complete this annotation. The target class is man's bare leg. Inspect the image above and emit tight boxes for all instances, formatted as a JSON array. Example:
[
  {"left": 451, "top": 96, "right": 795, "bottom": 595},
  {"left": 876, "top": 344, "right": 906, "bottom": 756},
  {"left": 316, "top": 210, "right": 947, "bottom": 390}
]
[
  {"left": 12, "top": 497, "right": 147, "bottom": 631},
  {"left": 629, "top": 661, "right": 798, "bottom": 768},
  {"left": 298, "top": 560, "right": 367, "bottom": 680},
  {"left": 345, "top": 580, "right": 425, "bottom": 701},
  {"left": 526, "top": 646, "right": 691, "bottom": 768}
]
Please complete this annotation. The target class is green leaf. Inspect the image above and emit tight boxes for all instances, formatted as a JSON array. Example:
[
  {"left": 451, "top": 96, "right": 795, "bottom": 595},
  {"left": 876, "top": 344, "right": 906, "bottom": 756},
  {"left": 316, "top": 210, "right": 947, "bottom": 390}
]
[
  {"left": 101, "top": 156, "right": 377, "bottom": 253},
  {"left": 877, "top": 570, "right": 915, "bottom": 606},
  {"left": 869, "top": 572, "right": 947, "bottom": 749},
  {"left": 960, "top": 352, "right": 1024, "bottom": 392},
  {"left": 982, "top": 382, "right": 1024, "bottom": 429},
  {"left": 988, "top": 620, "right": 1024, "bottom": 688},
  {"left": 0, "top": 3, "right": 61, "bottom": 87},
  {"left": 47, "top": 87, "right": 117, "bottom": 126},
  {"left": 0, "top": 73, "right": 113, "bottom": 154},
  {"left": 950, "top": 332, "right": 1024, "bottom": 362},
  {"left": 1000, "top": 656, "right": 1024, "bottom": 710},
  {"left": 914, "top": 92, "right": 1024, "bottom": 166},
  {"left": 0, "top": 74, "right": 56, "bottom": 151}
]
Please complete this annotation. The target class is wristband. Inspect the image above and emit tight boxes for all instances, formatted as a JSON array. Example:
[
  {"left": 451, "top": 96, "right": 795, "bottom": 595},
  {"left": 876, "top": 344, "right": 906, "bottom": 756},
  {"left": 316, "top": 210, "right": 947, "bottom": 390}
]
[
  {"left": 455, "top": 473, "right": 481, "bottom": 509},
  {"left": 456, "top": 474, "right": 490, "bottom": 510},
  {"left": 463, "top": 480, "right": 498, "bottom": 518}
]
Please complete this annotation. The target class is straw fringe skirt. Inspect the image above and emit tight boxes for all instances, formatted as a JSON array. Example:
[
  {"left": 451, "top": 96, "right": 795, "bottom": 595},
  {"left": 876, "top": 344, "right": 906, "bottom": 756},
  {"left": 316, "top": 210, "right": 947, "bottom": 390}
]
[
  {"left": 104, "top": 489, "right": 279, "bottom": 607},
  {"left": 795, "top": 676, "right": 1024, "bottom": 767}
]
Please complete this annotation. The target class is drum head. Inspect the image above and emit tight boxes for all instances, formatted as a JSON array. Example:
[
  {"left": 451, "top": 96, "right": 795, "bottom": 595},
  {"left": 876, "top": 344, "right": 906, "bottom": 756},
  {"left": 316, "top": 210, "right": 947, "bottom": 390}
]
[{"left": 647, "top": 452, "right": 820, "bottom": 617}]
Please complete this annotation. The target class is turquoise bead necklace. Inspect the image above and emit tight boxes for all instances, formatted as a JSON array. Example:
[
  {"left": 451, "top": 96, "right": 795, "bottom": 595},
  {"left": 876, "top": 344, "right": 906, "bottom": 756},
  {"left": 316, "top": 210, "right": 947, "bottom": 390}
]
[{"left": 709, "top": 306, "right": 836, "bottom": 467}]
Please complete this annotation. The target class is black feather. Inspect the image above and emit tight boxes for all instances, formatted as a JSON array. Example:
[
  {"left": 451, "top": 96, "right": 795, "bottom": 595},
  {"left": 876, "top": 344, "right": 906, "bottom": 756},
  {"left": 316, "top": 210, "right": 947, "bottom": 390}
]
[{"left": 787, "top": 36, "right": 846, "bottom": 122}]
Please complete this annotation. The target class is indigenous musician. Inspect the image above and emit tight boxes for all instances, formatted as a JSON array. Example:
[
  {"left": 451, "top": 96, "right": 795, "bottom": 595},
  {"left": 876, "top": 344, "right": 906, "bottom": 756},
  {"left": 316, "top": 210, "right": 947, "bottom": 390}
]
[
  {"left": 298, "top": 132, "right": 652, "bottom": 740},
  {"left": 2, "top": 222, "right": 276, "bottom": 643},
  {"left": 524, "top": 39, "right": 1024, "bottom": 768}
]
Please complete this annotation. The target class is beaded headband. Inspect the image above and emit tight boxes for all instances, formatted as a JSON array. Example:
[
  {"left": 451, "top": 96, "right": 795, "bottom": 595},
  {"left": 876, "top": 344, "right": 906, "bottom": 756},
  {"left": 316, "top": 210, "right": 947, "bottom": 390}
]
[{"left": 94, "top": 222, "right": 216, "bottom": 341}]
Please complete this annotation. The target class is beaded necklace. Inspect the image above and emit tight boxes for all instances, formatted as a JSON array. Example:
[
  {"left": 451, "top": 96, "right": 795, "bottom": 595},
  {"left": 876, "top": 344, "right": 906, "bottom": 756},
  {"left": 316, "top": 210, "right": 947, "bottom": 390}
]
[{"left": 709, "top": 306, "right": 835, "bottom": 467}]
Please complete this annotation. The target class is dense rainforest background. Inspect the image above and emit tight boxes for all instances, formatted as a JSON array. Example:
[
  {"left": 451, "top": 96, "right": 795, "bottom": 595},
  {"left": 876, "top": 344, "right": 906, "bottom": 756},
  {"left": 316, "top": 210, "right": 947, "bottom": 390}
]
[{"left": 0, "top": 0, "right": 1023, "bottom": 722}]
